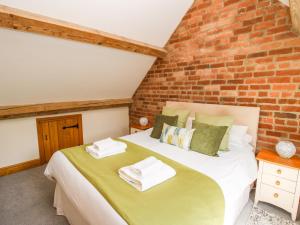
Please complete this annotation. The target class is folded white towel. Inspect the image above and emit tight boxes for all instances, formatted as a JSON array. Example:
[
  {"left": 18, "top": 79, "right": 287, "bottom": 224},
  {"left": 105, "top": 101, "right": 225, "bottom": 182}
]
[
  {"left": 130, "top": 156, "right": 164, "bottom": 178},
  {"left": 93, "top": 138, "right": 127, "bottom": 151},
  {"left": 119, "top": 161, "right": 176, "bottom": 192},
  {"left": 86, "top": 142, "right": 126, "bottom": 159}
]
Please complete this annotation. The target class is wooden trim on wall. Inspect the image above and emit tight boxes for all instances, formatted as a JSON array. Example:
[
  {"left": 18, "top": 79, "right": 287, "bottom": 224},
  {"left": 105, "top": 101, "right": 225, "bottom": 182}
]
[
  {"left": 290, "top": 0, "right": 300, "bottom": 35},
  {"left": 0, "top": 98, "right": 133, "bottom": 120},
  {"left": 0, "top": 4, "right": 167, "bottom": 58},
  {"left": 0, "top": 159, "right": 41, "bottom": 176}
]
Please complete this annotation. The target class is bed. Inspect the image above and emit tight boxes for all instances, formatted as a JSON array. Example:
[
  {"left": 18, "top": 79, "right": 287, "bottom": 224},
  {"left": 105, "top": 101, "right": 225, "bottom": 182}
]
[{"left": 45, "top": 101, "right": 260, "bottom": 225}]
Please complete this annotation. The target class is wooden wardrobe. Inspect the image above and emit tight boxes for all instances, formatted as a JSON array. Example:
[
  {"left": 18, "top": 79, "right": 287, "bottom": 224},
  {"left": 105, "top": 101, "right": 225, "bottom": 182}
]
[{"left": 37, "top": 114, "right": 83, "bottom": 163}]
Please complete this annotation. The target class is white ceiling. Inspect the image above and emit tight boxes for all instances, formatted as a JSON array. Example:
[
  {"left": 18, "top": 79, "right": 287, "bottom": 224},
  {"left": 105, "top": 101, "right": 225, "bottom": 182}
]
[
  {"left": 0, "top": 0, "right": 194, "bottom": 47},
  {"left": 0, "top": 0, "right": 194, "bottom": 105}
]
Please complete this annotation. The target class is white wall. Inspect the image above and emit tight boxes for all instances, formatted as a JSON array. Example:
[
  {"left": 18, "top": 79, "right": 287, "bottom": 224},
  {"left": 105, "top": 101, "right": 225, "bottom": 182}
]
[
  {"left": 0, "top": 107, "right": 129, "bottom": 168},
  {"left": 0, "top": 29, "right": 155, "bottom": 105},
  {"left": 0, "top": 0, "right": 194, "bottom": 168},
  {"left": 0, "top": 0, "right": 193, "bottom": 106}
]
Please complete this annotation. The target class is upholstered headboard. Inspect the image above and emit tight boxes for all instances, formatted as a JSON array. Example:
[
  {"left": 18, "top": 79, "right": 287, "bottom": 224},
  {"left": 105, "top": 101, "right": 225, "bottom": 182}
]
[{"left": 166, "top": 101, "right": 260, "bottom": 150}]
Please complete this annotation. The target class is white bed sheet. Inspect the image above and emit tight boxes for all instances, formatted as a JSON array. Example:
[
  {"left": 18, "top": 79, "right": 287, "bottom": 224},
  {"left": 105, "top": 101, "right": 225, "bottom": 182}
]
[{"left": 45, "top": 129, "right": 258, "bottom": 225}]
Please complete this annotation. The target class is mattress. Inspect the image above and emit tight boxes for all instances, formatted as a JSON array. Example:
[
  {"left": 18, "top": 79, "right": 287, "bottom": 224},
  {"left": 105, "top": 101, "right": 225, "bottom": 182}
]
[{"left": 45, "top": 129, "right": 258, "bottom": 225}]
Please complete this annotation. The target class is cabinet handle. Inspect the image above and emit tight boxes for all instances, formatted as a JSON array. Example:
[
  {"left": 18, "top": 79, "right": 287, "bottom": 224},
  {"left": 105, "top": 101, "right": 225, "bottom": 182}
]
[
  {"left": 275, "top": 180, "right": 280, "bottom": 186},
  {"left": 63, "top": 124, "right": 79, "bottom": 129},
  {"left": 273, "top": 193, "right": 279, "bottom": 198},
  {"left": 277, "top": 169, "right": 282, "bottom": 174}
]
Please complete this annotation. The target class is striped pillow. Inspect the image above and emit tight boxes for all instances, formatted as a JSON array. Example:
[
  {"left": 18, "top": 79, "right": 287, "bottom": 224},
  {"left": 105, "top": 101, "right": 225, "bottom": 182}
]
[{"left": 160, "top": 123, "right": 195, "bottom": 150}]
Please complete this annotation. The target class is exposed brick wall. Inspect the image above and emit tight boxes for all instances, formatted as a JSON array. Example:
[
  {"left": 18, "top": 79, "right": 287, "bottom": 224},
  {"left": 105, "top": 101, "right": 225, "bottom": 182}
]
[{"left": 131, "top": 0, "right": 300, "bottom": 152}]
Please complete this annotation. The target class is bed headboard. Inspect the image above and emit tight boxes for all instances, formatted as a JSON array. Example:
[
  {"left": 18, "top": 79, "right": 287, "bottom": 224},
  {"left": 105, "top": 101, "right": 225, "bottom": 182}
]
[{"left": 166, "top": 101, "right": 260, "bottom": 150}]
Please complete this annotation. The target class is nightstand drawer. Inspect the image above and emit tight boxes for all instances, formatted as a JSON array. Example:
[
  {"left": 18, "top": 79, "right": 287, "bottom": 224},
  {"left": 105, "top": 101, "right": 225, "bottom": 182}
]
[
  {"left": 262, "top": 174, "right": 297, "bottom": 193},
  {"left": 260, "top": 184, "right": 294, "bottom": 212},
  {"left": 263, "top": 162, "right": 298, "bottom": 181},
  {"left": 130, "top": 128, "right": 141, "bottom": 134}
]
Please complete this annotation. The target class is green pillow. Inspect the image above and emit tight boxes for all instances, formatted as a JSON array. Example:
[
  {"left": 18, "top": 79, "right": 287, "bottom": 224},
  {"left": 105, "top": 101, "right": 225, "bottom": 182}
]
[
  {"left": 162, "top": 106, "right": 190, "bottom": 128},
  {"left": 195, "top": 113, "right": 234, "bottom": 151},
  {"left": 190, "top": 122, "right": 228, "bottom": 156},
  {"left": 150, "top": 114, "right": 178, "bottom": 139}
]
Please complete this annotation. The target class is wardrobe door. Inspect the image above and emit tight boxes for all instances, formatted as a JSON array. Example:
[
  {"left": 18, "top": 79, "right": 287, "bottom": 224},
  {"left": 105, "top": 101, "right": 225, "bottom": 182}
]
[
  {"left": 37, "top": 114, "right": 83, "bottom": 164},
  {"left": 57, "top": 117, "right": 82, "bottom": 149}
]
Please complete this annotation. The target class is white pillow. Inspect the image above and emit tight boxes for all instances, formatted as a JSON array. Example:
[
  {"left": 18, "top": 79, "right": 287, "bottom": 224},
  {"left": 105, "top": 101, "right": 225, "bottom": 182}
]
[
  {"left": 185, "top": 116, "right": 195, "bottom": 129},
  {"left": 229, "top": 125, "right": 248, "bottom": 140},
  {"left": 243, "top": 134, "right": 253, "bottom": 144},
  {"left": 229, "top": 125, "right": 253, "bottom": 146}
]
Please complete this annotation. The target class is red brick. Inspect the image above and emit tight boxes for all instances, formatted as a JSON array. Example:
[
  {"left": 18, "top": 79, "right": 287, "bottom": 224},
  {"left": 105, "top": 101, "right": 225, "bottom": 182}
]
[
  {"left": 282, "top": 106, "right": 300, "bottom": 112},
  {"left": 132, "top": 0, "right": 300, "bottom": 153},
  {"left": 247, "top": 51, "right": 268, "bottom": 58},
  {"left": 276, "top": 55, "right": 300, "bottom": 62},
  {"left": 275, "top": 126, "right": 297, "bottom": 133},
  {"left": 253, "top": 71, "right": 274, "bottom": 77},
  {"left": 290, "top": 134, "right": 300, "bottom": 141},
  {"left": 245, "top": 78, "right": 266, "bottom": 84},
  {"left": 256, "top": 98, "right": 276, "bottom": 104},
  {"left": 273, "top": 84, "right": 297, "bottom": 91},
  {"left": 267, "top": 25, "right": 290, "bottom": 34},
  {"left": 237, "top": 98, "right": 255, "bottom": 102},
  {"left": 234, "top": 26, "right": 252, "bottom": 35},
  {"left": 274, "top": 112, "right": 297, "bottom": 119},
  {"left": 250, "top": 85, "right": 270, "bottom": 90},
  {"left": 269, "top": 48, "right": 293, "bottom": 55},
  {"left": 266, "top": 131, "right": 288, "bottom": 138},
  {"left": 268, "top": 77, "right": 291, "bottom": 83},
  {"left": 276, "top": 70, "right": 300, "bottom": 76}
]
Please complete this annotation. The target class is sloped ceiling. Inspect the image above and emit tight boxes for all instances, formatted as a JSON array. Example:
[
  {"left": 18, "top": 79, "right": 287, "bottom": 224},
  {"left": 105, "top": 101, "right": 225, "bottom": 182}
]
[
  {"left": 0, "top": 0, "right": 194, "bottom": 105},
  {"left": 279, "top": 0, "right": 289, "bottom": 6}
]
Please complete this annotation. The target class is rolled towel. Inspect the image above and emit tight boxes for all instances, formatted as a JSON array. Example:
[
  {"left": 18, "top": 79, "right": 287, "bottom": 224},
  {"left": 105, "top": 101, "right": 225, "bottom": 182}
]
[
  {"left": 130, "top": 156, "right": 164, "bottom": 178},
  {"left": 119, "top": 162, "right": 176, "bottom": 192},
  {"left": 86, "top": 143, "right": 126, "bottom": 159}
]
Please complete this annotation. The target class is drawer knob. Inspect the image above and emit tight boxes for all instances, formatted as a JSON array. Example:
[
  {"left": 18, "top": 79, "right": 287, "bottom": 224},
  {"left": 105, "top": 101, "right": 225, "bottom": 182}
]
[
  {"left": 277, "top": 169, "right": 282, "bottom": 174},
  {"left": 274, "top": 193, "right": 279, "bottom": 198},
  {"left": 275, "top": 180, "right": 280, "bottom": 186}
]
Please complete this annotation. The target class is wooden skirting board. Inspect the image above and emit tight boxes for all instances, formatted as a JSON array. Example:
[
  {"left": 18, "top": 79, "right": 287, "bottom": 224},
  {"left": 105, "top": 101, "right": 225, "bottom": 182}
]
[
  {"left": 0, "top": 4, "right": 167, "bottom": 58},
  {"left": 0, "top": 98, "right": 133, "bottom": 120},
  {"left": 0, "top": 159, "right": 41, "bottom": 176}
]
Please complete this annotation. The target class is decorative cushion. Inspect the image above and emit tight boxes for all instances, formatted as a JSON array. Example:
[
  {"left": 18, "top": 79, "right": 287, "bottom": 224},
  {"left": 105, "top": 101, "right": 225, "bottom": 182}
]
[
  {"left": 150, "top": 114, "right": 178, "bottom": 139},
  {"left": 195, "top": 113, "right": 234, "bottom": 151},
  {"left": 162, "top": 106, "right": 191, "bottom": 128},
  {"left": 160, "top": 123, "right": 195, "bottom": 150},
  {"left": 190, "top": 122, "right": 228, "bottom": 156}
]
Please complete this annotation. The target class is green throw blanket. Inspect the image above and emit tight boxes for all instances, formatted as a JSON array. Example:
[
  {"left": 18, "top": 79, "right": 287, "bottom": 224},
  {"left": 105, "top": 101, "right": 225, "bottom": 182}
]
[{"left": 61, "top": 139, "right": 225, "bottom": 225}]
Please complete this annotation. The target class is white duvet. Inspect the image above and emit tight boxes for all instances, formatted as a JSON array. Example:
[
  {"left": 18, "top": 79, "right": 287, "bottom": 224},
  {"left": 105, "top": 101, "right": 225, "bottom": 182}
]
[{"left": 45, "top": 129, "right": 258, "bottom": 225}]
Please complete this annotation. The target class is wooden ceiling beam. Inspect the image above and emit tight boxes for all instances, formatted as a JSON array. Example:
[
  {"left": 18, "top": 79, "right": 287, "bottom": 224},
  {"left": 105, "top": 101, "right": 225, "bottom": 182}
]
[
  {"left": 290, "top": 0, "right": 300, "bottom": 35},
  {"left": 0, "top": 4, "right": 167, "bottom": 58},
  {"left": 0, "top": 98, "right": 133, "bottom": 120}
]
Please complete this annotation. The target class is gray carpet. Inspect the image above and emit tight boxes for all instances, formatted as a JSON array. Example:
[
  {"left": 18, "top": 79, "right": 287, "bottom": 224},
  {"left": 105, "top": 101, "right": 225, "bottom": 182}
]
[
  {"left": 0, "top": 165, "right": 68, "bottom": 225},
  {"left": 1, "top": 166, "right": 299, "bottom": 225}
]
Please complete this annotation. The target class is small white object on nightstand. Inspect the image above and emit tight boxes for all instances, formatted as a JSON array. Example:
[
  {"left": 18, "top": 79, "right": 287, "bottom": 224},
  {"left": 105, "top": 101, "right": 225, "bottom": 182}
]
[
  {"left": 139, "top": 117, "right": 148, "bottom": 126},
  {"left": 276, "top": 141, "right": 296, "bottom": 159},
  {"left": 255, "top": 149, "right": 300, "bottom": 221}
]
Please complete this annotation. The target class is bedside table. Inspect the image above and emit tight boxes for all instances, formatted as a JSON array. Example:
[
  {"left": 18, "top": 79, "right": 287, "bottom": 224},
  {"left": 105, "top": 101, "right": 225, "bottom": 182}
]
[
  {"left": 130, "top": 124, "right": 152, "bottom": 134},
  {"left": 255, "top": 149, "right": 300, "bottom": 221}
]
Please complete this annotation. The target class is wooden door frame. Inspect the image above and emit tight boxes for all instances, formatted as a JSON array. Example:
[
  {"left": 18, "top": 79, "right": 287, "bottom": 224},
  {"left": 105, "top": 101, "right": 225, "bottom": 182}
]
[{"left": 36, "top": 114, "right": 83, "bottom": 164}]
